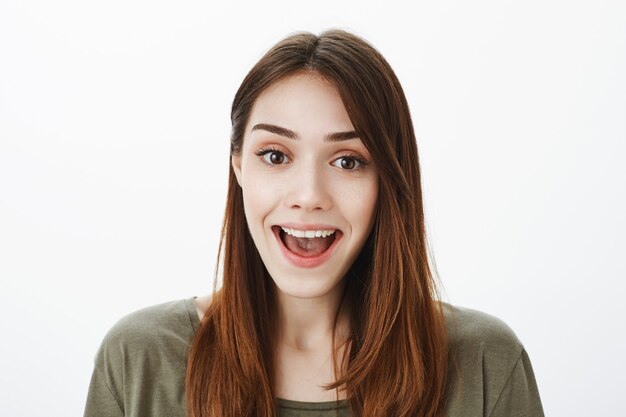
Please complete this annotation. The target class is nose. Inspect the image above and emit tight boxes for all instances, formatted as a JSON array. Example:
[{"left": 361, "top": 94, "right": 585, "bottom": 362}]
[{"left": 284, "top": 161, "right": 332, "bottom": 212}]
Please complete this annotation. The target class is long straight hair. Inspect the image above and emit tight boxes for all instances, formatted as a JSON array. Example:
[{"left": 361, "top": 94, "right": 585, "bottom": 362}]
[{"left": 186, "top": 29, "right": 448, "bottom": 417}]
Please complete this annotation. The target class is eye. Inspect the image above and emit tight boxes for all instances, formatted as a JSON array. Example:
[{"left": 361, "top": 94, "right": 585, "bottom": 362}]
[
  {"left": 255, "top": 147, "right": 290, "bottom": 165},
  {"left": 332, "top": 155, "right": 365, "bottom": 171}
]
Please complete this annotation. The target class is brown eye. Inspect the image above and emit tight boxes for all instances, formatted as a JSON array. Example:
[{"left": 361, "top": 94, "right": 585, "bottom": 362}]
[
  {"left": 269, "top": 152, "right": 284, "bottom": 164},
  {"left": 257, "top": 149, "right": 289, "bottom": 165},
  {"left": 332, "top": 156, "right": 363, "bottom": 170},
  {"left": 341, "top": 158, "right": 355, "bottom": 170}
]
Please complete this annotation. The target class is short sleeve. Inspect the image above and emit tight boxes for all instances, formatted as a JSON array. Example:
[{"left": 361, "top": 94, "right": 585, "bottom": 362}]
[
  {"left": 488, "top": 349, "right": 545, "bottom": 417},
  {"left": 83, "top": 366, "right": 124, "bottom": 417}
]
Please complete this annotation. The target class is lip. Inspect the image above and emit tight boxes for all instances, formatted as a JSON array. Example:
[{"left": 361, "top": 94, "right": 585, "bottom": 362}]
[{"left": 272, "top": 225, "right": 343, "bottom": 269}]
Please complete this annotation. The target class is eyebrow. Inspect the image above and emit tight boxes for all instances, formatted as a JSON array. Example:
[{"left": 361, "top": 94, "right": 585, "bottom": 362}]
[{"left": 251, "top": 123, "right": 360, "bottom": 142}]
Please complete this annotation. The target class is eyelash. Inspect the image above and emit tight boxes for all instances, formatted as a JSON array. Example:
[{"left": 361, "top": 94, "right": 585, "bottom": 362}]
[{"left": 254, "top": 146, "right": 367, "bottom": 171}]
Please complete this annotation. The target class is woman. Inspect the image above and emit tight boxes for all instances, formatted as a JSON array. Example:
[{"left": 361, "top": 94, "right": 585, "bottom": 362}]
[{"left": 84, "top": 30, "right": 544, "bottom": 417}]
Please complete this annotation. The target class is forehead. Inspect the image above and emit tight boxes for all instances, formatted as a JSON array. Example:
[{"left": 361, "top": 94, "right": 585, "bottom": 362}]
[{"left": 246, "top": 73, "right": 355, "bottom": 135}]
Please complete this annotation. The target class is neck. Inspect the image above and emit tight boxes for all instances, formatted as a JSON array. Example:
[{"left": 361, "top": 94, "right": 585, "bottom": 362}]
[{"left": 275, "top": 284, "right": 350, "bottom": 352}]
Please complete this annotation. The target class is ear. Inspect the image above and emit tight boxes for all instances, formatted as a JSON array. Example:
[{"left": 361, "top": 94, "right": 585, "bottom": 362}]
[{"left": 231, "top": 154, "right": 243, "bottom": 187}]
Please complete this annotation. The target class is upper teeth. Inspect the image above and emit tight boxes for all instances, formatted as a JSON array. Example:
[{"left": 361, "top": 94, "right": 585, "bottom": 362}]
[{"left": 281, "top": 227, "right": 336, "bottom": 238}]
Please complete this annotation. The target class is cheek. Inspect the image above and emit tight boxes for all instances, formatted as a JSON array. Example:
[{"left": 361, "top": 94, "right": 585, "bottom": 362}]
[
  {"left": 241, "top": 174, "right": 277, "bottom": 227},
  {"left": 360, "top": 183, "right": 379, "bottom": 231},
  {"left": 337, "top": 176, "right": 379, "bottom": 229}
]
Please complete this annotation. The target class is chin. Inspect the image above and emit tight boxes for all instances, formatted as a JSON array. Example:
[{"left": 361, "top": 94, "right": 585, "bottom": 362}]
[{"left": 270, "top": 273, "right": 345, "bottom": 300}]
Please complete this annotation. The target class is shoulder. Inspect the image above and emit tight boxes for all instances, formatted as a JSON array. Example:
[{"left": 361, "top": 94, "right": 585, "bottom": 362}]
[
  {"left": 98, "top": 298, "right": 197, "bottom": 351},
  {"left": 93, "top": 298, "right": 198, "bottom": 382},
  {"left": 440, "top": 303, "right": 544, "bottom": 417},
  {"left": 87, "top": 298, "right": 200, "bottom": 415},
  {"left": 441, "top": 302, "right": 523, "bottom": 355}
]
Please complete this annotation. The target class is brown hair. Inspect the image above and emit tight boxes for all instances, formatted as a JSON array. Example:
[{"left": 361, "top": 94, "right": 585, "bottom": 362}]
[{"left": 186, "top": 29, "right": 448, "bottom": 417}]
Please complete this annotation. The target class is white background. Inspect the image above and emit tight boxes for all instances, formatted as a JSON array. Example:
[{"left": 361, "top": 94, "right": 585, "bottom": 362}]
[{"left": 1, "top": 0, "right": 625, "bottom": 416}]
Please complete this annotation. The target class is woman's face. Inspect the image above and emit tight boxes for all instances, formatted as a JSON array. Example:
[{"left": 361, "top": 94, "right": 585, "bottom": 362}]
[{"left": 232, "top": 72, "right": 378, "bottom": 300}]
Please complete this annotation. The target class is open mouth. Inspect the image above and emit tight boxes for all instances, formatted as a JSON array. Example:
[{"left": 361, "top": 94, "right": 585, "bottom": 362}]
[{"left": 272, "top": 226, "right": 341, "bottom": 258}]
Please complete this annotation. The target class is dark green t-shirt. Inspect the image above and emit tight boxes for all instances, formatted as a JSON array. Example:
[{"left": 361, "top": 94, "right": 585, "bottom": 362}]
[{"left": 83, "top": 297, "right": 544, "bottom": 417}]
